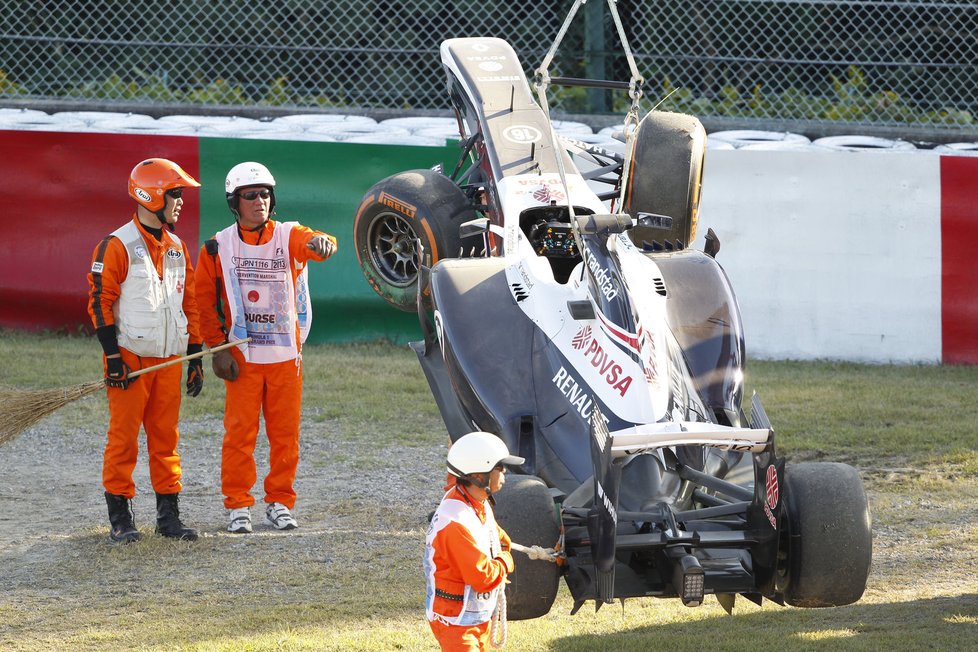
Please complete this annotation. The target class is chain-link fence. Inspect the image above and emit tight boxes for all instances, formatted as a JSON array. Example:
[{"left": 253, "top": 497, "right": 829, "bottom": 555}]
[{"left": 1, "top": 1, "right": 976, "bottom": 133}]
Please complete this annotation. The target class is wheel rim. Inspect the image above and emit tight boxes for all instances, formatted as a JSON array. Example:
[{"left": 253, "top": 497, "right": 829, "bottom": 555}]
[{"left": 367, "top": 211, "right": 421, "bottom": 288}]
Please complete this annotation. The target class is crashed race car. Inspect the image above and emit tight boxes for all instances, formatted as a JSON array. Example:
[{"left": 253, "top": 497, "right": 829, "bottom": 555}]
[{"left": 354, "top": 28, "right": 872, "bottom": 618}]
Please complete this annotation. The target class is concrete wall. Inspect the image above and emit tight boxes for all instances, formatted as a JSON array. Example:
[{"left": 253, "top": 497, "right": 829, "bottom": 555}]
[{"left": 695, "top": 149, "right": 978, "bottom": 364}]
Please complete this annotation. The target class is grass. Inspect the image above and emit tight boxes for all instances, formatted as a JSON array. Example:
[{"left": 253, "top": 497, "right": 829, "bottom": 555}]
[{"left": 0, "top": 329, "right": 976, "bottom": 651}]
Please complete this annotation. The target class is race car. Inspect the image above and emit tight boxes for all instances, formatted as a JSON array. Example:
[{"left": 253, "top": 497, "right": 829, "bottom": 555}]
[{"left": 353, "top": 35, "right": 872, "bottom": 618}]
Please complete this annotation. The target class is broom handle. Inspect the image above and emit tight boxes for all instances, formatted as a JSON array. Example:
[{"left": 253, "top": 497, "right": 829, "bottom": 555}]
[{"left": 125, "top": 338, "right": 251, "bottom": 380}]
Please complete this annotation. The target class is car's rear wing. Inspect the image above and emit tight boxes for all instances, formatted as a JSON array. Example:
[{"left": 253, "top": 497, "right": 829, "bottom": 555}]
[{"left": 608, "top": 422, "right": 773, "bottom": 456}]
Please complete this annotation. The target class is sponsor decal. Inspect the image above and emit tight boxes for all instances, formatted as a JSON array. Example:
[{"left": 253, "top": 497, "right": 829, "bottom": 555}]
[
  {"left": 572, "top": 325, "right": 592, "bottom": 350},
  {"left": 379, "top": 192, "right": 416, "bottom": 218},
  {"left": 466, "top": 55, "right": 506, "bottom": 61},
  {"left": 134, "top": 245, "right": 147, "bottom": 259},
  {"left": 584, "top": 251, "right": 619, "bottom": 301},
  {"left": 532, "top": 186, "right": 565, "bottom": 203},
  {"left": 763, "top": 464, "right": 779, "bottom": 528},
  {"left": 175, "top": 280, "right": 184, "bottom": 294},
  {"left": 134, "top": 187, "right": 152, "bottom": 203},
  {"left": 165, "top": 248, "right": 182, "bottom": 259},
  {"left": 596, "top": 480, "right": 617, "bottom": 525},
  {"left": 502, "top": 125, "right": 542, "bottom": 144},
  {"left": 640, "top": 330, "right": 659, "bottom": 385},
  {"left": 516, "top": 262, "right": 534, "bottom": 291},
  {"left": 765, "top": 464, "right": 779, "bottom": 509},
  {"left": 478, "top": 61, "right": 503, "bottom": 72},
  {"left": 245, "top": 313, "right": 276, "bottom": 324},
  {"left": 476, "top": 75, "right": 522, "bottom": 83},
  {"left": 247, "top": 290, "right": 260, "bottom": 302},
  {"left": 552, "top": 366, "right": 593, "bottom": 419},
  {"left": 570, "top": 327, "right": 633, "bottom": 396},
  {"left": 91, "top": 261, "right": 104, "bottom": 274}
]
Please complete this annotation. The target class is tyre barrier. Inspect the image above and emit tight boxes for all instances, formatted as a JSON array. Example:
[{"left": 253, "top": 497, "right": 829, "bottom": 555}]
[
  {"left": 239, "top": 129, "right": 338, "bottom": 142},
  {"left": 342, "top": 132, "right": 448, "bottom": 147},
  {"left": 739, "top": 140, "right": 813, "bottom": 151},
  {"left": 157, "top": 114, "right": 262, "bottom": 131},
  {"left": 811, "top": 135, "right": 916, "bottom": 152},
  {"left": 310, "top": 123, "right": 412, "bottom": 141},
  {"left": 709, "top": 129, "right": 810, "bottom": 149},
  {"left": 706, "top": 137, "right": 736, "bottom": 150},
  {"left": 89, "top": 118, "right": 194, "bottom": 135},
  {"left": 0, "top": 112, "right": 86, "bottom": 132},
  {"left": 933, "top": 142, "right": 978, "bottom": 157},
  {"left": 271, "top": 114, "right": 377, "bottom": 131},
  {"left": 53, "top": 111, "right": 153, "bottom": 127},
  {"left": 380, "top": 116, "right": 458, "bottom": 133},
  {"left": 196, "top": 120, "right": 293, "bottom": 138},
  {"left": 0, "top": 107, "right": 48, "bottom": 120},
  {"left": 550, "top": 119, "right": 593, "bottom": 135}
]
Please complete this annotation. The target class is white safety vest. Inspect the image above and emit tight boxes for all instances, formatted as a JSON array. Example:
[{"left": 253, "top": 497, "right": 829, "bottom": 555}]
[
  {"left": 112, "top": 221, "right": 190, "bottom": 358},
  {"left": 424, "top": 491, "right": 503, "bottom": 626},
  {"left": 215, "top": 221, "right": 311, "bottom": 364}
]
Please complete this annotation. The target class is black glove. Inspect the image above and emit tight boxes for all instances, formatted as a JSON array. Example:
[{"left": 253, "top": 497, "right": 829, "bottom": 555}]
[
  {"left": 105, "top": 356, "right": 135, "bottom": 389},
  {"left": 186, "top": 343, "right": 204, "bottom": 397},
  {"left": 212, "top": 348, "right": 239, "bottom": 382}
]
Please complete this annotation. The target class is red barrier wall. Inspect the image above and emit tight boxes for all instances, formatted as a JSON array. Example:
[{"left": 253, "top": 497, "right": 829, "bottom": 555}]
[
  {"left": 940, "top": 155, "right": 978, "bottom": 364},
  {"left": 0, "top": 131, "right": 200, "bottom": 332}
]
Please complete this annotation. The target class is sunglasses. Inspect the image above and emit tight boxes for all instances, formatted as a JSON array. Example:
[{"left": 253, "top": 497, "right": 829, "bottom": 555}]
[
  {"left": 239, "top": 189, "right": 271, "bottom": 200},
  {"left": 165, "top": 188, "right": 184, "bottom": 199}
]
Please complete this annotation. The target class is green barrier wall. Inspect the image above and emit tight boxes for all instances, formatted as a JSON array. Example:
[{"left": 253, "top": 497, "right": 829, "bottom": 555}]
[{"left": 197, "top": 138, "right": 459, "bottom": 343}]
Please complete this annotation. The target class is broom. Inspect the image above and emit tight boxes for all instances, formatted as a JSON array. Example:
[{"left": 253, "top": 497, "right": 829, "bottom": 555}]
[{"left": 0, "top": 338, "right": 249, "bottom": 446}]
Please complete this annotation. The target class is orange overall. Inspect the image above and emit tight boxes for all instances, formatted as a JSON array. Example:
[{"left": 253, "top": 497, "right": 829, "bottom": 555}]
[
  {"left": 195, "top": 219, "right": 331, "bottom": 510},
  {"left": 425, "top": 483, "right": 514, "bottom": 652},
  {"left": 87, "top": 217, "right": 202, "bottom": 498}
]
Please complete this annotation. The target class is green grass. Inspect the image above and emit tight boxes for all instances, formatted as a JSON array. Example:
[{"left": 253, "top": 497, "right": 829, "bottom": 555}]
[
  {"left": 749, "top": 360, "right": 978, "bottom": 464},
  {"left": 0, "top": 329, "right": 976, "bottom": 651}
]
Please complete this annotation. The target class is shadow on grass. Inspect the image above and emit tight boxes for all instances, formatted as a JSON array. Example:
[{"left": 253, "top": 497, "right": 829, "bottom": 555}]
[{"left": 547, "top": 594, "right": 978, "bottom": 652}]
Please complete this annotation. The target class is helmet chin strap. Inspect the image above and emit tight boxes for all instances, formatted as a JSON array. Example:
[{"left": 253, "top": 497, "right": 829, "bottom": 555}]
[{"left": 155, "top": 208, "right": 175, "bottom": 232}]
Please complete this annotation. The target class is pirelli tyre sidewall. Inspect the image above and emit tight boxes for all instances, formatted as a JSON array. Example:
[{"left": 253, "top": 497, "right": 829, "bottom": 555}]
[
  {"left": 354, "top": 169, "right": 476, "bottom": 312},
  {"left": 492, "top": 475, "right": 560, "bottom": 620}
]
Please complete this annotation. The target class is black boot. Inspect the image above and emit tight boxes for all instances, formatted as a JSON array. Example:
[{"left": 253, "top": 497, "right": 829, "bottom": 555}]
[
  {"left": 155, "top": 492, "right": 198, "bottom": 541},
  {"left": 104, "top": 492, "right": 141, "bottom": 543}
]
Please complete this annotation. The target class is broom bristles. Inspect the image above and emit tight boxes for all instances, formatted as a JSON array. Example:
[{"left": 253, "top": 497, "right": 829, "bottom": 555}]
[{"left": 0, "top": 380, "right": 105, "bottom": 446}]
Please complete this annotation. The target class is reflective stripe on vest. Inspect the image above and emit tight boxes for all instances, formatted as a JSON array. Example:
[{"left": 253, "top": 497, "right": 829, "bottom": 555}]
[{"left": 112, "top": 221, "right": 189, "bottom": 357}]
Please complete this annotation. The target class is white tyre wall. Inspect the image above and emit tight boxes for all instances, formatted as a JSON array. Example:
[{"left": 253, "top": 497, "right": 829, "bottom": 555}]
[
  {"left": 811, "top": 135, "right": 916, "bottom": 152},
  {"left": 709, "top": 129, "right": 810, "bottom": 148}
]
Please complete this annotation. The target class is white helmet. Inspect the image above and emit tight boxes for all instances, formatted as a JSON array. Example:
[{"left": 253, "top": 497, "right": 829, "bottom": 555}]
[
  {"left": 225, "top": 161, "right": 276, "bottom": 217},
  {"left": 225, "top": 161, "right": 276, "bottom": 193},
  {"left": 447, "top": 431, "right": 525, "bottom": 478}
]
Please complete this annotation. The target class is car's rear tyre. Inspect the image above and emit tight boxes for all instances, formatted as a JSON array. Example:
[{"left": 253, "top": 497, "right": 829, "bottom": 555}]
[
  {"left": 354, "top": 169, "right": 477, "bottom": 312},
  {"left": 783, "top": 462, "right": 872, "bottom": 607},
  {"left": 621, "top": 110, "right": 707, "bottom": 250},
  {"left": 492, "top": 475, "right": 560, "bottom": 620}
]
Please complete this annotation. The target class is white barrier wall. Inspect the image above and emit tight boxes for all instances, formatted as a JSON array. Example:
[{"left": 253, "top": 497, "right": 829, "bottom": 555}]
[{"left": 697, "top": 149, "right": 944, "bottom": 363}]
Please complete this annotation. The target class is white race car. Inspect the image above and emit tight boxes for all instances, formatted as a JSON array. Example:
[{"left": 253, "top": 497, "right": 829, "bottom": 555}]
[{"left": 354, "top": 34, "right": 871, "bottom": 619}]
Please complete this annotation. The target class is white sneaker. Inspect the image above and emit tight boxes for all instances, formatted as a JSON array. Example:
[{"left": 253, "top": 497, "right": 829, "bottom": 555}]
[
  {"left": 265, "top": 502, "right": 298, "bottom": 530},
  {"left": 228, "top": 507, "right": 252, "bottom": 534}
]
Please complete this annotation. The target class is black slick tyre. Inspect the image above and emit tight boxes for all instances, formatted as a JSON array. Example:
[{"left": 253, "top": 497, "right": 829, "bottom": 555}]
[
  {"left": 492, "top": 475, "right": 560, "bottom": 620},
  {"left": 782, "top": 462, "right": 872, "bottom": 607},
  {"left": 621, "top": 110, "right": 707, "bottom": 250},
  {"left": 354, "top": 169, "right": 477, "bottom": 312}
]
